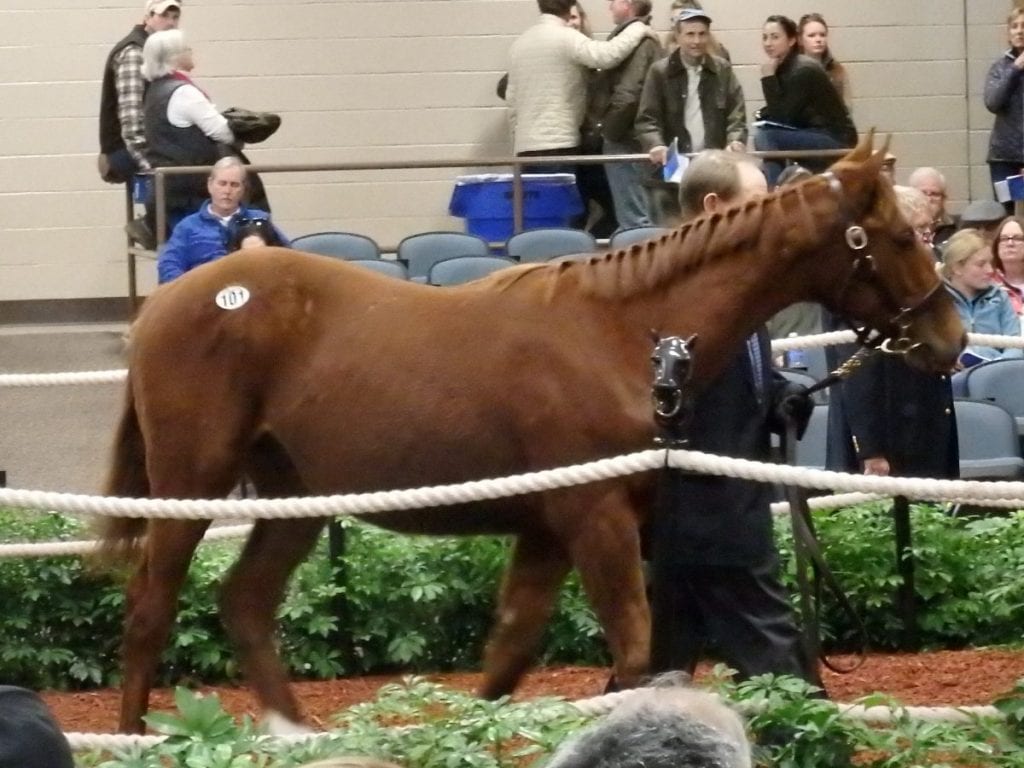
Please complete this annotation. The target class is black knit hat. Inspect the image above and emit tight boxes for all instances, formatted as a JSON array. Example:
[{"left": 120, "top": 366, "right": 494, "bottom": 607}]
[{"left": 0, "top": 687, "right": 74, "bottom": 768}]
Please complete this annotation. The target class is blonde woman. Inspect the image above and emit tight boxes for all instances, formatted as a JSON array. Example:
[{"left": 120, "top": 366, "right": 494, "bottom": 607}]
[{"left": 942, "top": 228, "right": 1023, "bottom": 365}]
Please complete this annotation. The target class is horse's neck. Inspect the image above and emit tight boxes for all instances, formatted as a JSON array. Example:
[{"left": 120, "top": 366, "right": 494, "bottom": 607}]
[{"left": 622, "top": 232, "right": 819, "bottom": 381}]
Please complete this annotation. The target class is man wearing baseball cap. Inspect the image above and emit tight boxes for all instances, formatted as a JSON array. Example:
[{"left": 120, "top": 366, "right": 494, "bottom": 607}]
[
  {"left": 98, "top": 1, "right": 181, "bottom": 245},
  {"left": 634, "top": 6, "right": 747, "bottom": 224}
]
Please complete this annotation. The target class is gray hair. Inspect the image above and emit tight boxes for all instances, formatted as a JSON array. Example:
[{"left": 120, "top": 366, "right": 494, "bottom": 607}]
[
  {"left": 907, "top": 166, "right": 946, "bottom": 190},
  {"left": 209, "top": 155, "right": 247, "bottom": 181},
  {"left": 141, "top": 29, "right": 189, "bottom": 81},
  {"left": 892, "top": 185, "right": 930, "bottom": 223},
  {"left": 545, "top": 686, "right": 751, "bottom": 768}
]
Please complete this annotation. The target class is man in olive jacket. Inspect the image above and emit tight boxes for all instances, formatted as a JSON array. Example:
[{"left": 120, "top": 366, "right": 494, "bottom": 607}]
[
  {"left": 634, "top": 8, "right": 746, "bottom": 225},
  {"left": 590, "top": 0, "right": 664, "bottom": 228}
]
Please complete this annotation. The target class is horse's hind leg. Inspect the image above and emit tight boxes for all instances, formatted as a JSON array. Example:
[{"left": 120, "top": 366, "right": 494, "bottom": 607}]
[
  {"left": 478, "top": 532, "right": 571, "bottom": 699},
  {"left": 119, "top": 416, "right": 248, "bottom": 732},
  {"left": 218, "top": 433, "right": 324, "bottom": 731},
  {"left": 563, "top": 489, "right": 650, "bottom": 690},
  {"left": 119, "top": 519, "right": 211, "bottom": 733},
  {"left": 218, "top": 517, "right": 326, "bottom": 730}
]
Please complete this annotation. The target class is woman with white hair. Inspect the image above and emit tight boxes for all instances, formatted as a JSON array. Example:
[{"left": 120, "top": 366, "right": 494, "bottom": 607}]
[{"left": 141, "top": 29, "right": 235, "bottom": 230}]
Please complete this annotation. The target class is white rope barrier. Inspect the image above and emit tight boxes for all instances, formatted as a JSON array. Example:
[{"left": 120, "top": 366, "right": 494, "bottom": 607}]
[
  {"left": 0, "top": 523, "right": 254, "bottom": 559},
  {"left": 0, "top": 450, "right": 668, "bottom": 521},
  {"left": 4, "top": 332, "right": 1024, "bottom": 388},
  {"left": 4, "top": 448, "right": 1024, "bottom": 526},
  {"left": 571, "top": 687, "right": 1004, "bottom": 724},
  {"left": 0, "top": 369, "right": 127, "bottom": 387}
]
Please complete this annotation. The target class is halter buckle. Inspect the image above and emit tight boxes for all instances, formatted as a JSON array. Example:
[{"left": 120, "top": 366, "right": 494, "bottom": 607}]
[{"left": 845, "top": 225, "right": 869, "bottom": 251}]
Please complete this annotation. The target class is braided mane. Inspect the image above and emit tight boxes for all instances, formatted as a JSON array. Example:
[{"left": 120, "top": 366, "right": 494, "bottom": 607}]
[{"left": 484, "top": 173, "right": 833, "bottom": 301}]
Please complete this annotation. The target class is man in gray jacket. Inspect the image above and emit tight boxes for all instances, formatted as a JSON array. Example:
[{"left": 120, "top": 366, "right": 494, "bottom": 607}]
[
  {"left": 634, "top": 8, "right": 746, "bottom": 225},
  {"left": 591, "top": 0, "right": 663, "bottom": 228}
]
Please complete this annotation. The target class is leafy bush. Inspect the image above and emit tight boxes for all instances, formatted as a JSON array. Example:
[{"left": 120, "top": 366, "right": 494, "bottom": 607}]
[
  {"left": 776, "top": 503, "right": 1024, "bottom": 650},
  {"left": 2, "top": 502, "right": 1024, "bottom": 691},
  {"left": 82, "top": 675, "right": 1024, "bottom": 768}
]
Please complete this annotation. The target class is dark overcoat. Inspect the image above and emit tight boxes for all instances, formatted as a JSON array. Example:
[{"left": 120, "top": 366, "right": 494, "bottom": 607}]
[
  {"left": 824, "top": 312, "right": 959, "bottom": 479},
  {"left": 654, "top": 329, "right": 786, "bottom": 568}
]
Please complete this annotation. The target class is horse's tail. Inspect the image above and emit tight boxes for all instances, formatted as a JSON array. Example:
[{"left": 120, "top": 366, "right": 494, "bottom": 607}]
[{"left": 91, "top": 376, "right": 150, "bottom": 569}]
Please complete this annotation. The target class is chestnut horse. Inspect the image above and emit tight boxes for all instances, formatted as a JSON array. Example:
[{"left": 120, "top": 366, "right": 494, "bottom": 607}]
[{"left": 98, "top": 138, "right": 963, "bottom": 733}]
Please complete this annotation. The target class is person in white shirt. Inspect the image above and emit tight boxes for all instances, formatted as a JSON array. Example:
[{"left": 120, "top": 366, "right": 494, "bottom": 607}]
[
  {"left": 506, "top": 0, "right": 657, "bottom": 170},
  {"left": 141, "top": 28, "right": 239, "bottom": 232}
]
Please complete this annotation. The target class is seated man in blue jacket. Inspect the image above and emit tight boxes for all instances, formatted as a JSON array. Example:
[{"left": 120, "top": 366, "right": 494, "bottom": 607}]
[{"left": 157, "top": 155, "right": 288, "bottom": 283}]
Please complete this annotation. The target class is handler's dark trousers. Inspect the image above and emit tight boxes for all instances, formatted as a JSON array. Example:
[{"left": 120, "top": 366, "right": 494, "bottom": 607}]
[{"left": 650, "top": 558, "right": 822, "bottom": 688}]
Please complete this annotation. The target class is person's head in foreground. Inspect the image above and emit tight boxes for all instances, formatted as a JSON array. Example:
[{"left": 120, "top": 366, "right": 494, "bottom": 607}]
[
  {"left": 544, "top": 684, "right": 751, "bottom": 768},
  {"left": 0, "top": 686, "right": 74, "bottom": 768}
]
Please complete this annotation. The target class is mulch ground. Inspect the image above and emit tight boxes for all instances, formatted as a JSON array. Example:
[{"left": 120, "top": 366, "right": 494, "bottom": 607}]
[{"left": 42, "top": 648, "right": 1024, "bottom": 733}]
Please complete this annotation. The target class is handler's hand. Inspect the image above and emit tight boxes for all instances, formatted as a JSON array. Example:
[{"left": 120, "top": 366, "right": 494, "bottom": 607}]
[
  {"left": 649, "top": 145, "right": 668, "bottom": 166},
  {"left": 772, "top": 382, "right": 814, "bottom": 440},
  {"left": 862, "top": 457, "right": 891, "bottom": 476}
]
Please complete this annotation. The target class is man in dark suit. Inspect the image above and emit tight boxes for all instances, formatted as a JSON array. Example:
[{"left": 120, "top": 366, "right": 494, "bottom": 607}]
[{"left": 648, "top": 150, "right": 820, "bottom": 686}]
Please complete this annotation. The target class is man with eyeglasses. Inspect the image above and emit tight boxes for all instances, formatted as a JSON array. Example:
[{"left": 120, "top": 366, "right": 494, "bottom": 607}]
[
  {"left": 908, "top": 166, "right": 956, "bottom": 246},
  {"left": 157, "top": 157, "right": 288, "bottom": 283}
]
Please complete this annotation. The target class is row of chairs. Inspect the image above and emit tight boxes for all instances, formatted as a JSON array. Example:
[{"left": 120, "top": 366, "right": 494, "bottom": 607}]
[
  {"left": 792, "top": 398, "right": 1024, "bottom": 480},
  {"left": 290, "top": 226, "right": 671, "bottom": 283}
]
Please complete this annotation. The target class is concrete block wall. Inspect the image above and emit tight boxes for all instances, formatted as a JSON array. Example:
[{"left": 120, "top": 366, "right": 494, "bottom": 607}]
[{"left": 0, "top": 0, "right": 1013, "bottom": 303}]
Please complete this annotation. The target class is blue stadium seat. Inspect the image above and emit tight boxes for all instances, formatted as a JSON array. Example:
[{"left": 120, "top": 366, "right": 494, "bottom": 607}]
[
  {"left": 397, "top": 231, "right": 491, "bottom": 279},
  {"left": 291, "top": 231, "right": 381, "bottom": 260},
  {"left": 505, "top": 227, "right": 596, "bottom": 262}
]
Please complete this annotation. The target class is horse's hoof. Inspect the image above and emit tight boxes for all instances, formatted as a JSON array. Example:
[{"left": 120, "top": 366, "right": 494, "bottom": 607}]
[{"left": 261, "top": 710, "right": 314, "bottom": 736}]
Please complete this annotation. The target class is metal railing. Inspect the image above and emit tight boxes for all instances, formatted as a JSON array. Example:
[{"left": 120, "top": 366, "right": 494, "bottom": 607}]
[{"left": 126, "top": 149, "right": 850, "bottom": 309}]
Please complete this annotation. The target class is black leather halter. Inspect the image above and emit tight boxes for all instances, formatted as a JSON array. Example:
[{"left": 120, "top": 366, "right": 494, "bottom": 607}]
[{"left": 822, "top": 171, "right": 945, "bottom": 356}]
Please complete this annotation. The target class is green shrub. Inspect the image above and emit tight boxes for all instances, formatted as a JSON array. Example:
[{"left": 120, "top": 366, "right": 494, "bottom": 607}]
[
  {"left": 777, "top": 503, "right": 1024, "bottom": 650},
  {"left": 2, "top": 502, "right": 1024, "bottom": 691},
  {"left": 83, "top": 675, "right": 1024, "bottom": 768}
]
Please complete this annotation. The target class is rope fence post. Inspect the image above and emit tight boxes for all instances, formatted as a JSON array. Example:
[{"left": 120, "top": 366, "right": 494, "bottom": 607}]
[{"left": 891, "top": 495, "right": 918, "bottom": 650}]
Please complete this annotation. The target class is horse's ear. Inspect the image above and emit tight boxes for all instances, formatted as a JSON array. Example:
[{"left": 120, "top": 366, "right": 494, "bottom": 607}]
[{"left": 845, "top": 130, "right": 875, "bottom": 163}]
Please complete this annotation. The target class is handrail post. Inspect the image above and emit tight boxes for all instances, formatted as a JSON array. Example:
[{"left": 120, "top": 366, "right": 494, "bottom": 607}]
[
  {"left": 511, "top": 160, "right": 524, "bottom": 235},
  {"left": 154, "top": 169, "right": 168, "bottom": 251},
  {"left": 125, "top": 183, "right": 138, "bottom": 312}
]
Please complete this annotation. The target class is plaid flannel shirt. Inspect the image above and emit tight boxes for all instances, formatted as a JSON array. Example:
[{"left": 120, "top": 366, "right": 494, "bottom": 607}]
[{"left": 114, "top": 45, "right": 151, "bottom": 170}]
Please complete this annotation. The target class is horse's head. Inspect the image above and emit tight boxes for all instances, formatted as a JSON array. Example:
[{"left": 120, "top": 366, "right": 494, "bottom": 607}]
[{"left": 810, "top": 133, "right": 965, "bottom": 372}]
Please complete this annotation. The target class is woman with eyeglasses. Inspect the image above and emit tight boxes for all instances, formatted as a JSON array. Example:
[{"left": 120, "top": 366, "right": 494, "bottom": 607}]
[
  {"left": 942, "top": 228, "right": 1023, "bottom": 365},
  {"left": 991, "top": 215, "right": 1024, "bottom": 316}
]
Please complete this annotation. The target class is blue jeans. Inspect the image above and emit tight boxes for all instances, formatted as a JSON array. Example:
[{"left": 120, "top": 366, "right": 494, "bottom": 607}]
[
  {"left": 754, "top": 126, "right": 847, "bottom": 187},
  {"left": 603, "top": 138, "right": 652, "bottom": 228}
]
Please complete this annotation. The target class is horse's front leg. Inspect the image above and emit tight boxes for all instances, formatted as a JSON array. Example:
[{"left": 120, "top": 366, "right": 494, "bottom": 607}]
[
  {"left": 561, "top": 485, "right": 650, "bottom": 690},
  {"left": 478, "top": 530, "right": 571, "bottom": 699},
  {"left": 218, "top": 517, "right": 327, "bottom": 732},
  {"left": 119, "top": 519, "right": 211, "bottom": 733}
]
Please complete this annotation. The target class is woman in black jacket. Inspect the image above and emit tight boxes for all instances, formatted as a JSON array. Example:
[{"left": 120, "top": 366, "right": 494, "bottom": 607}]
[
  {"left": 984, "top": 6, "right": 1024, "bottom": 214},
  {"left": 753, "top": 14, "right": 856, "bottom": 186}
]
